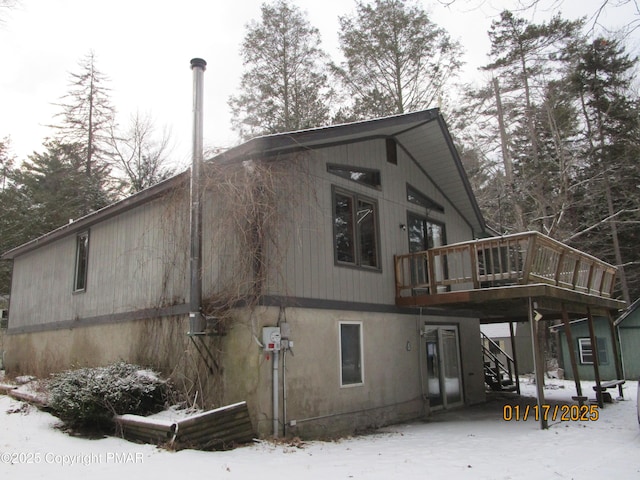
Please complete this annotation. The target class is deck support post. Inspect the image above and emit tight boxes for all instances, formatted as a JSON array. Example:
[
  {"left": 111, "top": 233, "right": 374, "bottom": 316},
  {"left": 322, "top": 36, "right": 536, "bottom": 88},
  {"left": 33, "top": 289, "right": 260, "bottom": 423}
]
[
  {"left": 561, "top": 304, "right": 583, "bottom": 401},
  {"left": 586, "top": 307, "right": 604, "bottom": 408},
  {"left": 529, "top": 297, "right": 547, "bottom": 429},
  {"left": 606, "top": 310, "right": 625, "bottom": 398},
  {"left": 508, "top": 322, "right": 520, "bottom": 395}
]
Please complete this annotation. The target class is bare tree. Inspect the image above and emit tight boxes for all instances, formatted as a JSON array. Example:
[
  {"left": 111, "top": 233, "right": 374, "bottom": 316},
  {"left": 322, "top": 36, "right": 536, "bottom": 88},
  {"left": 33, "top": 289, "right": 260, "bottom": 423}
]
[
  {"left": 0, "top": 0, "right": 19, "bottom": 25},
  {"left": 110, "top": 112, "right": 175, "bottom": 194}
]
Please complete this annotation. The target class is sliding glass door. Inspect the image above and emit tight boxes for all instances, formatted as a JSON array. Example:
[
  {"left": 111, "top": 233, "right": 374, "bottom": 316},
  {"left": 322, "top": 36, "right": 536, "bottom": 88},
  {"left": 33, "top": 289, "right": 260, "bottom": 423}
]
[{"left": 423, "top": 325, "right": 463, "bottom": 409}]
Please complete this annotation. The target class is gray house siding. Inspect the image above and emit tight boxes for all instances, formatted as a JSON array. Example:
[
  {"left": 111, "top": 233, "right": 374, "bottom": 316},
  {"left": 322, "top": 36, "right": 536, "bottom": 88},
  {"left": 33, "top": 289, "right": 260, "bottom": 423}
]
[
  {"left": 268, "top": 138, "right": 474, "bottom": 305},
  {"left": 8, "top": 192, "right": 190, "bottom": 332}
]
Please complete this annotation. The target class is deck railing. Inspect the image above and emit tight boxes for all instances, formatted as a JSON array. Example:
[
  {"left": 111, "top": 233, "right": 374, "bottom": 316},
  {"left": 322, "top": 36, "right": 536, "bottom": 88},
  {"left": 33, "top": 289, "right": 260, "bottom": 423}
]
[{"left": 394, "top": 231, "right": 617, "bottom": 300}]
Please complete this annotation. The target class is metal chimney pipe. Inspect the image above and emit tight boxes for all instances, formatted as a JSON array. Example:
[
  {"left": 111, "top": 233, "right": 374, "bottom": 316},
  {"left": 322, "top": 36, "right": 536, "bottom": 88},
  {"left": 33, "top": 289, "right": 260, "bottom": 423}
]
[{"left": 188, "top": 57, "right": 206, "bottom": 335}]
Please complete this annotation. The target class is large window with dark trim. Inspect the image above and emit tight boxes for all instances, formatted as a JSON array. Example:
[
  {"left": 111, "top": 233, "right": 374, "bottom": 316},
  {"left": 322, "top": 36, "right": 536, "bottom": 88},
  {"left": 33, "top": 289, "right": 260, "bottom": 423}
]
[
  {"left": 578, "top": 337, "right": 608, "bottom": 365},
  {"left": 328, "top": 164, "right": 381, "bottom": 189},
  {"left": 74, "top": 231, "right": 89, "bottom": 292},
  {"left": 333, "top": 187, "right": 380, "bottom": 269},
  {"left": 340, "top": 322, "right": 363, "bottom": 386}
]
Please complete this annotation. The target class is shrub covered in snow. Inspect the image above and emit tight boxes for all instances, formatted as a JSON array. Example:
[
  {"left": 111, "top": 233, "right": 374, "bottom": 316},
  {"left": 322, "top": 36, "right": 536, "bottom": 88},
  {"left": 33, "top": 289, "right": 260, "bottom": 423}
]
[{"left": 48, "top": 362, "right": 171, "bottom": 431}]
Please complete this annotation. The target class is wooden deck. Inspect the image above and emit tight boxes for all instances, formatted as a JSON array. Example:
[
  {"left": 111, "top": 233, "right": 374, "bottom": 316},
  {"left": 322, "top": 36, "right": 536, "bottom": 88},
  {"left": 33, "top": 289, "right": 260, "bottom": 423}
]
[{"left": 394, "top": 232, "right": 626, "bottom": 321}]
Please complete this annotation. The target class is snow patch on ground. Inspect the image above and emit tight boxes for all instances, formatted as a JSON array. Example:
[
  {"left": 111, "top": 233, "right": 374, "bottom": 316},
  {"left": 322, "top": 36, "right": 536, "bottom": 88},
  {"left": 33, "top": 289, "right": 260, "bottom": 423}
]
[{"left": 0, "top": 377, "right": 638, "bottom": 479}]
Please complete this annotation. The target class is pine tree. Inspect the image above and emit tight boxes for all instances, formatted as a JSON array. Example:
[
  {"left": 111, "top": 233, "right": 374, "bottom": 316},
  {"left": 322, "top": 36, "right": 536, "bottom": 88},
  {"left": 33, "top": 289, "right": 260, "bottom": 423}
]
[
  {"left": 477, "top": 10, "right": 584, "bottom": 235},
  {"left": 567, "top": 37, "right": 640, "bottom": 302},
  {"left": 334, "top": 0, "right": 463, "bottom": 120},
  {"left": 14, "top": 141, "right": 112, "bottom": 231},
  {"left": 229, "top": 0, "right": 332, "bottom": 139},
  {"left": 0, "top": 139, "right": 114, "bottom": 294},
  {"left": 0, "top": 137, "right": 21, "bottom": 294},
  {"left": 51, "top": 50, "right": 115, "bottom": 212}
]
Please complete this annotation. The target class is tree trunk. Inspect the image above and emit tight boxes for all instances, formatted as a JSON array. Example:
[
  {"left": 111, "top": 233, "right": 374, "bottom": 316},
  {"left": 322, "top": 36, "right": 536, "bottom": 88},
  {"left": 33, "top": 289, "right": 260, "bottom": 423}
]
[{"left": 493, "top": 77, "right": 525, "bottom": 232}]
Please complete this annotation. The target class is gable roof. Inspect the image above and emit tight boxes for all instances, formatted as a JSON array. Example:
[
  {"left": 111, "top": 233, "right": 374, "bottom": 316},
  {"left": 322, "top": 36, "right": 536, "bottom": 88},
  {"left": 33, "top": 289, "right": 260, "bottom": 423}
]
[
  {"left": 219, "top": 109, "right": 485, "bottom": 235},
  {"left": 614, "top": 297, "right": 640, "bottom": 326},
  {"left": 2, "top": 109, "right": 486, "bottom": 260}
]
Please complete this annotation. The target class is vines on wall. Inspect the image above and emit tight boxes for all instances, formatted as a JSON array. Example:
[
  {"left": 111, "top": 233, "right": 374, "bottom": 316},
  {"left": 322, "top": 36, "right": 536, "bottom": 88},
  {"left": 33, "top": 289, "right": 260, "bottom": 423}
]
[{"left": 134, "top": 151, "right": 316, "bottom": 408}]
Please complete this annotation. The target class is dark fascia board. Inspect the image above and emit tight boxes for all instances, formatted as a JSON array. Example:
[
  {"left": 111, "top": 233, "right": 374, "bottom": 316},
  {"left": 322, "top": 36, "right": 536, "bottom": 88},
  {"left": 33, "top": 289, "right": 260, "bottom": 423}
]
[
  {"left": 1, "top": 171, "right": 189, "bottom": 260},
  {"left": 436, "top": 115, "right": 487, "bottom": 236}
]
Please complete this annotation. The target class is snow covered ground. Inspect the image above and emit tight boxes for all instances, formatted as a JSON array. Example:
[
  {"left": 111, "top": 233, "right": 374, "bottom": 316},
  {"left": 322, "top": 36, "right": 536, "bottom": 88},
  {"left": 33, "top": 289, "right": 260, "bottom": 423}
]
[{"left": 1, "top": 376, "right": 638, "bottom": 479}]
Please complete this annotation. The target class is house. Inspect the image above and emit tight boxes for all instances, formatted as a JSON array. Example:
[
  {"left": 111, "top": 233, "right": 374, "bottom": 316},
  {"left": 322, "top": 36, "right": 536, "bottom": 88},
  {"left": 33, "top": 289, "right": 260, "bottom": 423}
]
[
  {"left": 555, "top": 298, "right": 640, "bottom": 381},
  {"left": 1, "top": 106, "right": 625, "bottom": 436}
]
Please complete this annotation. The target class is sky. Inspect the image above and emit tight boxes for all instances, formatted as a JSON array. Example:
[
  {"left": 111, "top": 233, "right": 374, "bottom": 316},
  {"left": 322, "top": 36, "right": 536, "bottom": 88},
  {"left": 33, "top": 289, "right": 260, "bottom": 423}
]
[{"left": 1, "top": 0, "right": 638, "bottom": 169}]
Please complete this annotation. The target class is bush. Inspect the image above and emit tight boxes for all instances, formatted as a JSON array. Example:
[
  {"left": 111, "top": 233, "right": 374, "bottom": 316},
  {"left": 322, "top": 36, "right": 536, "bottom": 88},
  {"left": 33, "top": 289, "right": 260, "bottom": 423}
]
[{"left": 48, "top": 362, "right": 171, "bottom": 431}]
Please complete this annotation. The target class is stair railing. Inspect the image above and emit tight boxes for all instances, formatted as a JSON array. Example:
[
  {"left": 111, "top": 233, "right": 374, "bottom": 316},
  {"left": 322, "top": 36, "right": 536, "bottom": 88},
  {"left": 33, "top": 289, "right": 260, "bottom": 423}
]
[{"left": 481, "top": 331, "right": 516, "bottom": 391}]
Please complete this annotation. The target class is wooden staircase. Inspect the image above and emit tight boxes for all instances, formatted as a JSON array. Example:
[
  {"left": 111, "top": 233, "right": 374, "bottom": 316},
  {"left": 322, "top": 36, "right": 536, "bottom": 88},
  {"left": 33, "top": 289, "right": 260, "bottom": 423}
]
[{"left": 481, "top": 332, "right": 518, "bottom": 393}]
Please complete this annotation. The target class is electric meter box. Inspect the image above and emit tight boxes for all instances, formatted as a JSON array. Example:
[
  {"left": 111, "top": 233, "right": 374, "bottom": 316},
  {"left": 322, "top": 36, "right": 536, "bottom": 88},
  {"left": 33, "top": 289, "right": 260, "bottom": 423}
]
[{"left": 262, "top": 326, "right": 281, "bottom": 351}]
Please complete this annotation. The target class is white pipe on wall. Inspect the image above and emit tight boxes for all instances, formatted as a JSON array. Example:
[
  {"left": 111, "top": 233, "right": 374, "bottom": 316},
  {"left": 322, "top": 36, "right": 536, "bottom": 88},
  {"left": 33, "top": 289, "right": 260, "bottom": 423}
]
[{"left": 273, "top": 349, "right": 279, "bottom": 438}]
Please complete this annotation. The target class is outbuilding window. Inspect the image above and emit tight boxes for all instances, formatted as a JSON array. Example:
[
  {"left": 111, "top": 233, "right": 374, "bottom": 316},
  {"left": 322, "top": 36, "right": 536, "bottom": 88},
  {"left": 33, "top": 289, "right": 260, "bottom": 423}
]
[
  {"left": 578, "top": 337, "right": 608, "bottom": 365},
  {"left": 340, "top": 322, "right": 363, "bottom": 386},
  {"left": 74, "top": 231, "right": 89, "bottom": 292}
]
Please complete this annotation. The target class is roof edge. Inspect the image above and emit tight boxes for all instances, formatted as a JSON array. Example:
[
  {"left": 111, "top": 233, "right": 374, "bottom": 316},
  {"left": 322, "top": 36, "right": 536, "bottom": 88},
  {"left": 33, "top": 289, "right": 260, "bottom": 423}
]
[
  {"left": 2, "top": 170, "right": 189, "bottom": 260},
  {"left": 218, "top": 109, "right": 442, "bottom": 161}
]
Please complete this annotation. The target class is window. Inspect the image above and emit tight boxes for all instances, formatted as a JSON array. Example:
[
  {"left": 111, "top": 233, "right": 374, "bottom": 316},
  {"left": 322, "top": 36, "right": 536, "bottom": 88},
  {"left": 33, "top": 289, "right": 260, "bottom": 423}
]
[
  {"left": 407, "top": 213, "right": 447, "bottom": 291},
  {"left": 74, "top": 231, "right": 89, "bottom": 292},
  {"left": 407, "top": 214, "right": 446, "bottom": 252},
  {"left": 578, "top": 337, "right": 608, "bottom": 365},
  {"left": 407, "top": 184, "right": 444, "bottom": 213},
  {"left": 340, "top": 322, "right": 363, "bottom": 386},
  {"left": 327, "top": 164, "right": 381, "bottom": 189},
  {"left": 333, "top": 187, "right": 380, "bottom": 269},
  {"left": 386, "top": 138, "right": 398, "bottom": 165}
]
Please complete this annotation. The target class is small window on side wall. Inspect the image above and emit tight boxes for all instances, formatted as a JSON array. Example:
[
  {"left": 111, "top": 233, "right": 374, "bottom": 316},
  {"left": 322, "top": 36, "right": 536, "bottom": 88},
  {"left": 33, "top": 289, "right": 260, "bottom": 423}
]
[
  {"left": 578, "top": 337, "right": 608, "bottom": 365},
  {"left": 407, "top": 184, "right": 444, "bottom": 213},
  {"left": 327, "top": 164, "right": 381, "bottom": 189},
  {"left": 74, "top": 231, "right": 89, "bottom": 292},
  {"left": 340, "top": 322, "right": 363, "bottom": 386},
  {"left": 386, "top": 138, "right": 398, "bottom": 165}
]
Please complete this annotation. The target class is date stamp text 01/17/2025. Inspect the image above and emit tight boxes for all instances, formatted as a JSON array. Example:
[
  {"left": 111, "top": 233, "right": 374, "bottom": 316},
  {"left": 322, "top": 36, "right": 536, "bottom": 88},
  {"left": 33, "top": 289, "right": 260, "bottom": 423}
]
[{"left": 503, "top": 404, "right": 599, "bottom": 422}]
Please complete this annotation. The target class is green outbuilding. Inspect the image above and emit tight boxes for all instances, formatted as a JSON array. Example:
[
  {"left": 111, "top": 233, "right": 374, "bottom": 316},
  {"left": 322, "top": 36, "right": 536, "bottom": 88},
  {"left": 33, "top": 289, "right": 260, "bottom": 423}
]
[{"left": 556, "top": 298, "right": 640, "bottom": 381}]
